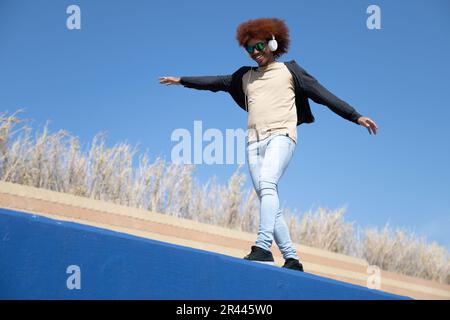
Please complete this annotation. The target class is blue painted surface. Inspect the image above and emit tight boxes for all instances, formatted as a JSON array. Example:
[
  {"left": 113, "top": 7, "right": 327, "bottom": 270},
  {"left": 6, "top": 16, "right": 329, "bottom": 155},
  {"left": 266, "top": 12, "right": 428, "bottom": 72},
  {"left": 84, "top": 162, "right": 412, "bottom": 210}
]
[{"left": 0, "top": 208, "right": 411, "bottom": 300}]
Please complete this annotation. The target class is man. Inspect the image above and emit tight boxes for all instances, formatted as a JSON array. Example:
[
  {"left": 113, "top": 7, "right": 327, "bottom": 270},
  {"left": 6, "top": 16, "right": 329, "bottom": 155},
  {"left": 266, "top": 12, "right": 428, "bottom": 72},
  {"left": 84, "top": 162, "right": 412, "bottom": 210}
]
[{"left": 159, "top": 18, "right": 378, "bottom": 272}]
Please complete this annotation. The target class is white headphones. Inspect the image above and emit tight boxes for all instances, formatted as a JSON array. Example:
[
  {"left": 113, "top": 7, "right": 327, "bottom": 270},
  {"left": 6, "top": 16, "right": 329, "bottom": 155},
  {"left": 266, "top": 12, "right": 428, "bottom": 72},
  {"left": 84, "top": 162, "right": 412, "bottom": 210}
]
[{"left": 268, "top": 34, "right": 278, "bottom": 52}]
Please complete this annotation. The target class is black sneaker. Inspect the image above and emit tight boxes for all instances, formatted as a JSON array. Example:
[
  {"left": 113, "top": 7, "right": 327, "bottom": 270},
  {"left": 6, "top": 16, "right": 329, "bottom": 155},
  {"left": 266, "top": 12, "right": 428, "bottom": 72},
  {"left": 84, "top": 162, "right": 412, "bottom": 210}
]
[
  {"left": 282, "top": 258, "right": 304, "bottom": 272},
  {"left": 244, "top": 246, "right": 275, "bottom": 265}
]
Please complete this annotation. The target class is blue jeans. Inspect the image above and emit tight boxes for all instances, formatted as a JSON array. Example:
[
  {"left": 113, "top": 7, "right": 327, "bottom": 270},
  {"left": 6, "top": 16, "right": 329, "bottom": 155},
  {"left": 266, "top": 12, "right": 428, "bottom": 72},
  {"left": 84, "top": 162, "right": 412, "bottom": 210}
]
[{"left": 246, "top": 133, "right": 299, "bottom": 260}]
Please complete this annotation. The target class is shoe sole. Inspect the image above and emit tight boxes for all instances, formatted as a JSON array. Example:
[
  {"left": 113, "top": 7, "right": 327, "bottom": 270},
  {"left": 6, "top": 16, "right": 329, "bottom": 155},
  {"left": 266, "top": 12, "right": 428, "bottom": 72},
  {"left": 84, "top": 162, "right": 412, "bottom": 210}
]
[
  {"left": 253, "top": 260, "right": 275, "bottom": 266},
  {"left": 283, "top": 267, "right": 304, "bottom": 272}
]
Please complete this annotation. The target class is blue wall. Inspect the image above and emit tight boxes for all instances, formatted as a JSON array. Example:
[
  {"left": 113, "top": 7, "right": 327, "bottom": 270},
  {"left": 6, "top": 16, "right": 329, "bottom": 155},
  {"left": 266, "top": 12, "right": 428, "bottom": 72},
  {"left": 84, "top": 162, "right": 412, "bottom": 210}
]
[{"left": 0, "top": 208, "right": 410, "bottom": 300}]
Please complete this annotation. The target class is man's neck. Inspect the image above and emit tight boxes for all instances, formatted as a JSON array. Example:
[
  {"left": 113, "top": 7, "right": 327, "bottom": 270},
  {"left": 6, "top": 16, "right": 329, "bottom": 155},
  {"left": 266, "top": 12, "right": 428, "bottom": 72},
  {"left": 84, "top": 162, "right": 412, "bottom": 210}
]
[{"left": 257, "top": 59, "right": 277, "bottom": 71}]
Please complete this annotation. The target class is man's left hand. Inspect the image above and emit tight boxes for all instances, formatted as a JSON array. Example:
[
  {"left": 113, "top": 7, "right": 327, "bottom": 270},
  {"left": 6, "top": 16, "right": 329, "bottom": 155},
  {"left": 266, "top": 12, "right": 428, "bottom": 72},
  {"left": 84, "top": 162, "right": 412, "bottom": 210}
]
[{"left": 357, "top": 117, "right": 378, "bottom": 135}]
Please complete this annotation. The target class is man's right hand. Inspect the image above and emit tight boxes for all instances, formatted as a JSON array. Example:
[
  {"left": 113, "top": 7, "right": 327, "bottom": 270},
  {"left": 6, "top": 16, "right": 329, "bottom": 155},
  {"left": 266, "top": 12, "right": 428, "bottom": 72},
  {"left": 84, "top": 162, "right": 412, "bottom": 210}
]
[{"left": 158, "top": 76, "right": 181, "bottom": 85}]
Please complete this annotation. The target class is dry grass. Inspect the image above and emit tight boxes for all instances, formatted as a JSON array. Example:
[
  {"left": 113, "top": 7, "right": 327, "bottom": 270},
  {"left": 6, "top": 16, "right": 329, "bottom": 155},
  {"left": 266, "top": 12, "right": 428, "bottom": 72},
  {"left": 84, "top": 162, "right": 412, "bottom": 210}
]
[
  {"left": 1, "top": 110, "right": 449, "bottom": 284},
  {"left": 287, "top": 206, "right": 362, "bottom": 257},
  {"left": 363, "top": 225, "right": 450, "bottom": 283}
]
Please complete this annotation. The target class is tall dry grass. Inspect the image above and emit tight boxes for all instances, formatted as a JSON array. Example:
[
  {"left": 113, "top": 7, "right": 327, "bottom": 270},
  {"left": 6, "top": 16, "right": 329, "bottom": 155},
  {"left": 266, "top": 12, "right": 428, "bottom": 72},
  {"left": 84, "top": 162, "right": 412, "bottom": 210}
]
[{"left": 0, "top": 110, "right": 449, "bottom": 284}]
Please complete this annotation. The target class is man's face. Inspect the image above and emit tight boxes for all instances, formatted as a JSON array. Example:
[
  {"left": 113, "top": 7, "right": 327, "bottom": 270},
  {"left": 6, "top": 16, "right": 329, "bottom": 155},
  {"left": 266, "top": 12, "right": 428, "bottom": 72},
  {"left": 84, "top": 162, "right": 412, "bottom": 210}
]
[{"left": 246, "top": 38, "right": 274, "bottom": 67}]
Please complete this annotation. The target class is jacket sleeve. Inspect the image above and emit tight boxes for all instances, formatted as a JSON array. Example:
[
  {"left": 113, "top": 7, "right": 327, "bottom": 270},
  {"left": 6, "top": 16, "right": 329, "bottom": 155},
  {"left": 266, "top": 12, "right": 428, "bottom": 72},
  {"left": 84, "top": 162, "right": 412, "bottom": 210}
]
[
  {"left": 180, "top": 75, "right": 232, "bottom": 93},
  {"left": 299, "top": 67, "right": 362, "bottom": 124}
]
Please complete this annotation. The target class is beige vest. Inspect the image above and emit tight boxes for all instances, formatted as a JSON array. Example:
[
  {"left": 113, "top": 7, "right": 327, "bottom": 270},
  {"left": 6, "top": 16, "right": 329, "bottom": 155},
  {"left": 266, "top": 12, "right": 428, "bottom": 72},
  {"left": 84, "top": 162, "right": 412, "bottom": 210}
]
[{"left": 242, "top": 61, "right": 298, "bottom": 144}]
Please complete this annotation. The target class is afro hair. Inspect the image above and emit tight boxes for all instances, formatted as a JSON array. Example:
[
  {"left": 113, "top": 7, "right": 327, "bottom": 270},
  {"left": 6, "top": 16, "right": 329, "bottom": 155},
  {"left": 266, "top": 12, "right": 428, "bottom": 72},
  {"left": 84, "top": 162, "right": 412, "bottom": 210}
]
[{"left": 236, "top": 17, "right": 290, "bottom": 59}]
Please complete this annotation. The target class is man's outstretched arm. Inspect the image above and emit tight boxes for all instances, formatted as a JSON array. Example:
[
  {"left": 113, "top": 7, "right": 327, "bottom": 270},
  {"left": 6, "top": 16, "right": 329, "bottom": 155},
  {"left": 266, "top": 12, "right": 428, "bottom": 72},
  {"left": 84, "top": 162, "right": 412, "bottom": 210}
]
[
  {"left": 159, "top": 75, "right": 232, "bottom": 93},
  {"left": 298, "top": 67, "right": 378, "bottom": 134},
  {"left": 299, "top": 67, "right": 362, "bottom": 123}
]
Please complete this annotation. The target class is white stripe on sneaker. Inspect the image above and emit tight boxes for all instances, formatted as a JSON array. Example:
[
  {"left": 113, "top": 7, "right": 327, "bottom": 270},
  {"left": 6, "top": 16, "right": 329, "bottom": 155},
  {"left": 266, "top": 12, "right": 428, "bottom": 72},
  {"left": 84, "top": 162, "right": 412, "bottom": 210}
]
[{"left": 254, "top": 261, "right": 275, "bottom": 266}]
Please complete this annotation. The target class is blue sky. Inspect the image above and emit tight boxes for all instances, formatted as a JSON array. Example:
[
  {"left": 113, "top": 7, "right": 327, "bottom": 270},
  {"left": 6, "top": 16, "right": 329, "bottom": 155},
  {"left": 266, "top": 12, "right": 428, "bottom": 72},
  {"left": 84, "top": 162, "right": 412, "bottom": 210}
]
[{"left": 1, "top": 0, "right": 449, "bottom": 249}]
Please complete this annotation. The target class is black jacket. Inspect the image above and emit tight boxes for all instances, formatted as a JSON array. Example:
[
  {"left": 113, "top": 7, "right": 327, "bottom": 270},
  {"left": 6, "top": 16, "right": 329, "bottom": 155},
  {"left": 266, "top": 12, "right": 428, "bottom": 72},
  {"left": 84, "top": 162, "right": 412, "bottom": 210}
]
[{"left": 180, "top": 60, "right": 362, "bottom": 126}]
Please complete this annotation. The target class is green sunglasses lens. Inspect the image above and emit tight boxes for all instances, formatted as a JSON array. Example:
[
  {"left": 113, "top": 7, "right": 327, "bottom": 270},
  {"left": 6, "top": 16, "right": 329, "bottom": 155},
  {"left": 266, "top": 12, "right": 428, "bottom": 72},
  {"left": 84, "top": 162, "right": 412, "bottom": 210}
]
[
  {"left": 255, "top": 42, "right": 265, "bottom": 51},
  {"left": 246, "top": 42, "right": 266, "bottom": 54}
]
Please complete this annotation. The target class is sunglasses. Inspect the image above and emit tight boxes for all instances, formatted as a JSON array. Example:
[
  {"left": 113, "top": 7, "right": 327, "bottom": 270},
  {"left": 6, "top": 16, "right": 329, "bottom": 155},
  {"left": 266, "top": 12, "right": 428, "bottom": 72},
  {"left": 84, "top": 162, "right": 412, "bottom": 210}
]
[{"left": 245, "top": 41, "right": 266, "bottom": 54}]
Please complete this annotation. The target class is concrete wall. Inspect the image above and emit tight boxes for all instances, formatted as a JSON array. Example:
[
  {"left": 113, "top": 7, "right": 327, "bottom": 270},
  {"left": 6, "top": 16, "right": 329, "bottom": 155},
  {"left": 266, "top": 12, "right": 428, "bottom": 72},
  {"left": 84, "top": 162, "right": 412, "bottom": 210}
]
[
  {"left": 0, "top": 208, "right": 407, "bottom": 300},
  {"left": 1, "top": 181, "right": 449, "bottom": 299}
]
